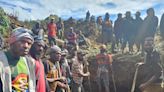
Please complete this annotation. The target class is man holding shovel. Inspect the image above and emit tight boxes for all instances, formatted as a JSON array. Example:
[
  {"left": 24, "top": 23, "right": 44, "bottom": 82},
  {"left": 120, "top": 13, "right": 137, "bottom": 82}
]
[
  {"left": 96, "top": 45, "right": 116, "bottom": 92},
  {"left": 131, "top": 37, "right": 162, "bottom": 92}
]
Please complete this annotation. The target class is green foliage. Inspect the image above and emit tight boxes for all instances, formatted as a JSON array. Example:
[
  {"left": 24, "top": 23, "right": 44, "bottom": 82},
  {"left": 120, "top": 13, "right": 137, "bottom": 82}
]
[{"left": 0, "top": 7, "right": 10, "bottom": 36}]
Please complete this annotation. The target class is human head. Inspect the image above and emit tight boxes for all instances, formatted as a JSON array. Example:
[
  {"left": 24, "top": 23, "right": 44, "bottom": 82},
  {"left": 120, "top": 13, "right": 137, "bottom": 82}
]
[
  {"left": 70, "top": 27, "right": 74, "bottom": 32},
  {"left": 77, "top": 50, "right": 86, "bottom": 61},
  {"left": 29, "top": 36, "right": 46, "bottom": 59},
  {"left": 60, "top": 49, "right": 68, "bottom": 63},
  {"left": 50, "top": 18, "right": 55, "bottom": 23},
  {"left": 118, "top": 13, "right": 122, "bottom": 19},
  {"left": 49, "top": 45, "right": 61, "bottom": 62},
  {"left": 86, "top": 10, "right": 90, "bottom": 16},
  {"left": 100, "top": 44, "right": 107, "bottom": 53},
  {"left": 144, "top": 37, "right": 154, "bottom": 53},
  {"left": 35, "top": 21, "right": 41, "bottom": 28},
  {"left": 135, "top": 11, "right": 141, "bottom": 17},
  {"left": 97, "top": 16, "right": 103, "bottom": 24},
  {"left": 58, "top": 17, "right": 62, "bottom": 22},
  {"left": 9, "top": 27, "right": 34, "bottom": 56},
  {"left": 125, "top": 11, "right": 131, "bottom": 18},
  {"left": 78, "top": 30, "right": 82, "bottom": 34},
  {"left": 61, "top": 41, "right": 67, "bottom": 49},
  {"left": 90, "top": 15, "right": 96, "bottom": 22},
  {"left": 105, "top": 12, "right": 110, "bottom": 20},
  {"left": 61, "top": 49, "right": 68, "bottom": 57},
  {"left": 147, "top": 8, "right": 155, "bottom": 16}
]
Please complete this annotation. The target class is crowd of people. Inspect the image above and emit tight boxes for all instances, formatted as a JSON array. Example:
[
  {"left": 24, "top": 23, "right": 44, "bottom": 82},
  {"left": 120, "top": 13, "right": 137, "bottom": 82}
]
[
  {"left": 0, "top": 27, "right": 90, "bottom": 92},
  {"left": 0, "top": 7, "right": 164, "bottom": 92},
  {"left": 96, "top": 8, "right": 160, "bottom": 54}
]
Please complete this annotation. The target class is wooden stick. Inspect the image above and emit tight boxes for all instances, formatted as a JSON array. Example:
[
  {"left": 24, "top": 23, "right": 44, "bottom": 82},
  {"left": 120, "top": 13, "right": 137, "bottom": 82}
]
[
  {"left": 131, "top": 62, "right": 144, "bottom": 92},
  {"left": 86, "top": 66, "right": 92, "bottom": 92}
]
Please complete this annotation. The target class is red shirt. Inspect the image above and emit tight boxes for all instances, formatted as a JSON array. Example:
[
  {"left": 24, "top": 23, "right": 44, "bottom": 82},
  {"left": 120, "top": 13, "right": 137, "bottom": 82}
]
[
  {"left": 67, "top": 32, "right": 77, "bottom": 43},
  {"left": 48, "top": 23, "right": 57, "bottom": 37},
  {"left": 96, "top": 54, "right": 112, "bottom": 65},
  {"left": 35, "top": 60, "right": 46, "bottom": 92}
]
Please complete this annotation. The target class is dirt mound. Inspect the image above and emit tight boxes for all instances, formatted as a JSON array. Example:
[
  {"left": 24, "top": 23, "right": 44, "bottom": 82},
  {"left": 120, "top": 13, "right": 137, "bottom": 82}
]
[{"left": 83, "top": 53, "right": 145, "bottom": 92}]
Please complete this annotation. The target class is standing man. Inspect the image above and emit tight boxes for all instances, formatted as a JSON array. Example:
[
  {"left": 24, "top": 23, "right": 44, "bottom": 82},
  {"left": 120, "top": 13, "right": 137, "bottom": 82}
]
[
  {"left": 0, "top": 27, "right": 36, "bottom": 92},
  {"left": 85, "top": 10, "right": 90, "bottom": 22},
  {"left": 102, "top": 13, "right": 115, "bottom": 53},
  {"left": 122, "top": 11, "right": 134, "bottom": 54},
  {"left": 56, "top": 18, "right": 64, "bottom": 40},
  {"left": 136, "top": 37, "right": 162, "bottom": 92},
  {"left": 66, "top": 27, "right": 77, "bottom": 53},
  {"left": 32, "top": 21, "right": 44, "bottom": 40},
  {"left": 60, "top": 50, "right": 72, "bottom": 86},
  {"left": 71, "top": 50, "right": 90, "bottom": 92},
  {"left": 44, "top": 45, "right": 69, "bottom": 92},
  {"left": 141, "top": 8, "right": 158, "bottom": 39},
  {"left": 29, "top": 37, "right": 47, "bottom": 92},
  {"left": 67, "top": 27, "right": 77, "bottom": 45},
  {"left": 114, "top": 13, "right": 124, "bottom": 50},
  {"left": 134, "top": 11, "right": 143, "bottom": 52},
  {"left": 96, "top": 45, "right": 113, "bottom": 92},
  {"left": 139, "top": 8, "right": 158, "bottom": 55},
  {"left": 47, "top": 18, "right": 57, "bottom": 46},
  {"left": 96, "top": 16, "right": 103, "bottom": 34},
  {"left": 102, "top": 13, "right": 113, "bottom": 45},
  {"left": 77, "top": 30, "right": 87, "bottom": 47}
]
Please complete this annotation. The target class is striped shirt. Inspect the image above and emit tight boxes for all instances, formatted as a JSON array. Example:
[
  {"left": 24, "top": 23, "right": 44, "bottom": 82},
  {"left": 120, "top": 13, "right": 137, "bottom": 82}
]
[{"left": 71, "top": 57, "right": 83, "bottom": 84}]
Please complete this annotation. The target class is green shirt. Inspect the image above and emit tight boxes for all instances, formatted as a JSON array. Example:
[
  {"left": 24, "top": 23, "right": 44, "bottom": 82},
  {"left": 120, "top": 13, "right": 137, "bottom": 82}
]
[{"left": 5, "top": 51, "right": 29, "bottom": 91}]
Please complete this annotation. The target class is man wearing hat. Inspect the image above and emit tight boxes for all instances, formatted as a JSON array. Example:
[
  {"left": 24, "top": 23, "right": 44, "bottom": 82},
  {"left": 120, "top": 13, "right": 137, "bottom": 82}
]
[
  {"left": 71, "top": 50, "right": 90, "bottom": 92},
  {"left": 0, "top": 27, "right": 36, "bottom": 92},
  {"left": 96, "top": 44, "right": 113, "bottom": 92},
  {"left": 29, "top": 36, "right": 47, "bottom": 92},
  {"left": 47, "top": 18, "right": 57, "bottom": 46}
]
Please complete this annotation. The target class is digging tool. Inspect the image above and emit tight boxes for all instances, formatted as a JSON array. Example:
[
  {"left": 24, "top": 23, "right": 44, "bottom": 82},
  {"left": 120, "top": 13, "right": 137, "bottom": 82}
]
[
  {"left": 110, "top": 64, "right": 117, "bottom": 92},
  {"left": 159, "top": 63, "right": 164, "bottom": 92},
  {"left": 131, "top": 62, "right": 144, "bottom": 92},
  {"left": 86, "top": 65, "right": 92, "bottom": 92},
  {"left": 159, "top": 63, "right": 164, "bottom": 88},
  {"left": 57, "top": 61, "right": 71, "bottom": 92},
  {"left": 84, "top": 59, "right": 91, "bottom": 92},
  {"left": 108, "top": 54, "right": 117, "bottom": 92}
]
